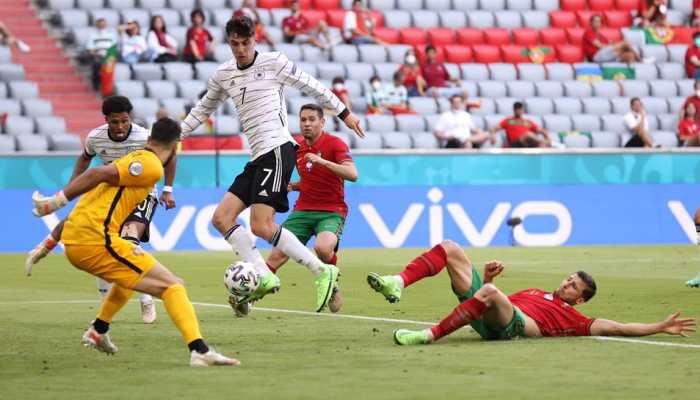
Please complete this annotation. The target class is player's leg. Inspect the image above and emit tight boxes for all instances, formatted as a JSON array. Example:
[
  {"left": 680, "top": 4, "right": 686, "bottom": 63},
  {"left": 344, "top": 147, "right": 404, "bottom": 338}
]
[
  {"left": 266, "top": 248, "right": 290, "bottom": 274},
  {"left": 687, "top": 206, "right": 700, "bottom": 287},
  {"left": 266, "top": 211, "right": 314, "bottom": 274},
  {"left": 25, "top": 219, "right": 64, "bottom": 275},
  {"left": 367, "top": 239, "right": 457, "bottom": 303},
  {"left": 313, "top": 213, "right": 345, "bottom": 312},
  {"left": 82, "top": 283, "right": 134, "bottom": 354}
]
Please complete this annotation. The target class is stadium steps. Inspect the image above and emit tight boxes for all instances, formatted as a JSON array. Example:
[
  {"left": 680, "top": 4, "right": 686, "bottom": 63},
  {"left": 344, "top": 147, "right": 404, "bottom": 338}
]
[{"left": 1, "top": 0, "right": 102, "bottom": 138}]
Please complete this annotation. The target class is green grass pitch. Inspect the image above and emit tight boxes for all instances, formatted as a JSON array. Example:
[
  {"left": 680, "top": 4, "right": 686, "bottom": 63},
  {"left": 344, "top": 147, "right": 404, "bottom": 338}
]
[{"left": 1, "top": 245, "right": 699, "bottom": 399}]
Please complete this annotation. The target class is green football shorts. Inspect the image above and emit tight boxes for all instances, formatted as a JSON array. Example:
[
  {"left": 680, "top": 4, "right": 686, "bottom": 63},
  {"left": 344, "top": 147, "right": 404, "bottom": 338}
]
[
  {"left": 282, "top": 210, "right": 345, "bottom": 245},
  {"left": 454, "top": 265, "right": 526, "bottom": 340}
]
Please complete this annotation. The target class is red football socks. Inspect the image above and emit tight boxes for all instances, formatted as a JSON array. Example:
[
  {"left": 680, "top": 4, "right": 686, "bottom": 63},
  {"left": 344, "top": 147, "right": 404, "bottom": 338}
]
[
  {"left": 398, "top": 244, "right": 448, "bottom": 287},
  {"left": 327, "top": 253, "right": 337, "bottom": 266},
  {"left": 430, "top": 296, "right": 487, "bottom": 341}
]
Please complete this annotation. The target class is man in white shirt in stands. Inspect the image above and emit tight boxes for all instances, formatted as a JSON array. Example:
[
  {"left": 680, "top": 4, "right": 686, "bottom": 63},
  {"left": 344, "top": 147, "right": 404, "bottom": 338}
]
[
  {"left": 433, "top": 95, "right": 491, "bottom": 148},
  {"left": 624, "top": 97, "right": 653, "bottom": 148}
]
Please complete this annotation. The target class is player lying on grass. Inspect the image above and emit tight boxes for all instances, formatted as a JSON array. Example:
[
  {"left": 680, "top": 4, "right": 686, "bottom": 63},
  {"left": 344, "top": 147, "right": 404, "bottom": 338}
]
[
  {"left": 686, "top": 205, "right": 700, "bottom": 288},
  {"left": 367, "top": 240, "right": 696, "bottom": 345},
  {"left": 30, "top": 118, "right": 238, "bottom": 367},
  {"left": 259, "top": 104, "right": 358, "bottom": 316}
]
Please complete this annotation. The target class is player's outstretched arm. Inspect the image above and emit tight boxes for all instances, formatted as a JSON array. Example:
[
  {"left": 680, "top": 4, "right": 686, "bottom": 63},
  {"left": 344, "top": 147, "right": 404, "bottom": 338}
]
[
  {"left": 304, "top": 154, "right": 358, "bottom": 182},
  {"left": 181, "top": 77, "right": 227, "bottom": 136},
  {"left": 69, "top": 151, "right": 93, "bottom": 182},
  {"left": 159, "top": 152, "right": 176, "bottom": 209},
  {"left": 32, "top": 164, "right": 119, "bottom": 216},
  {"left": 590, "top": 312, "right": 696, "bottom": 337}
]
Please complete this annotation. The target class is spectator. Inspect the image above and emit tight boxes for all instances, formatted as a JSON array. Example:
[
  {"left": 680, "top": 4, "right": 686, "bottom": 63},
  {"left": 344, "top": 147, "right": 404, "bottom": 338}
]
[
  {"left": 681, "top": 80, "right": 700, "bottom": 123},
  {"left": 490, "top": 102, "right": 552, "bottom": 148},
  {"left": 118, "top": 20, "right": 148, "bottom": 64},
  {"left": 433, "top": 95, "right": 491, "bottom": 149},
  {"left": 624, "top": 97, "right": 653, "bottom": 148},
  {"left": 383, "top": 71, "right": 415, "bottom": 115},
  {"left": 692, "top": 0, "right": 700, "bottom": 27},
  {"left": 365, "top": 75, "right": 387, "bottom": 115},
  {"left": 0, "top": 21, "right": 30, "bottom": 52},
  {"left": 342, "top": 0, "right": 382, "bottom": 45},
  {"left": 85, "top": 18, "right": 118, "bottom": 90},
  {"left": 234, "top": 0, "right": 275, "bottom": 45},
  {"left": 638, "top": 0, "right": 667, "bottom": 28},
  {"left": 282, "top": 0, "right": 333, "bottom": 50},
  {"left": 686, "top": 33, "right": 700, "bottom": 79},
  {"left": 398, "top": 49, "right": 426, "bottom": 97},
  {"left": 678, "top": 101, "right": 700, "bottom": 146},
  {"left": 146, "top": 15, "right": 178, "bottom": 63},
  {"left": 331, "top": 76, "right": 352, "bottom": 113},
  {"left": 183, "top": 9, "right": 215, "bottom": 63},
  {"left": 421, "top": 45, "right": 463, "bottom": 99},
  {"left": 583, "top": 15, "right": 640, "bottom": 63}
]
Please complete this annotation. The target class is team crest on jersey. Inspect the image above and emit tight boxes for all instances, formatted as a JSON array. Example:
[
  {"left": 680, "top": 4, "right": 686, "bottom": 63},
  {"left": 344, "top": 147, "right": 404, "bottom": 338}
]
[
  {"left": 254, "top": 68, "right": 265, "bottom": 80},
  {"left": 128, "top": 161, "right": 143, "bottom": 176}
]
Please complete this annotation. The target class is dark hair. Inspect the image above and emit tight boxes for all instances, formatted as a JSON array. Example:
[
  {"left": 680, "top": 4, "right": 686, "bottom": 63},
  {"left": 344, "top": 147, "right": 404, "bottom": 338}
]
[
  {"left": 685, "top": 101, "right": 697, "bottom": 119},
  {"left": 150, "top": 117, "right": 181, "bottom": 144},
  {"left": 150, "top": 15, "right": 167, "bottom": 33},
  {"left": 425, "top": 44, "right": 436, "bottom": 53},
  {"left": 694, "top": 32, "right": 700, "bottom": 40},
  {"left": 630, "top": 96, "right": 641, "bottom": 106},
  {"left": 300, "top": 103, "right": 324, "bottom": 119},
  {"left": 576, "top": 271, "right": 597, "bottom": 302},
  {"left": 191, "top": 9, "right": 206, "bottom": 23},
  {"left": 369, "top": 75, "right": 380, "bottom": 83},
  {"left": 226, "top": 15, "right": 255, "bottom": 38},
  {"left": 694, "top": 79, "right": 700, "bottom": 89},
  {"left": 332, "top": 76, "right": 345, "bottom": 84},
  {"left": 513, "top": 101, "right": 524, "bottom": 110},
  {"left": 393, "top": 71, "right": 404, "bottom": 82},
  {"left": 352, "top": 0, "right": 363, "bottom": 5},
  {"left": 102, "top": 96, "right": 133, "bottom": 116},
  {"left": 449, "top": 94, "right": 462, "bottom": 102},
  {"left": 590, "top": 14, "right": 601, "bottom": 22}
]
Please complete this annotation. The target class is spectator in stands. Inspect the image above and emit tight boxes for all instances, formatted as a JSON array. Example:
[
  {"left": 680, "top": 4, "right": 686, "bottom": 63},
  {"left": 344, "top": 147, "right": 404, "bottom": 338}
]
[
  {"left": 331, "top": 76, "right": 352, "bottom": 113},
  {"left": 421, "top": 45, "right": 463, "bottom": 99},
  {"left": 184, "top": 9, "right": 215, "bottom": 63},
  {"left": 85, "top": 18, "right": 117, "bottom": 90},
  {"left": 678, "top": 102, "right": 700, "bottom": 146},
  {"left": 491, "top": 102, "right": 552, "bottom": 148},
  {"left": 118, "top": 20, "right": 148, "bottom": 65},
  {"left": 638, "top": 0, "right": 668, "bottom": 28},
  {"left": 681, "top": 80, "right": 700, "bottom": 123},
  {"left": 583, "top": 15, "right": 640, "bottom": 63},
  {"left": 692, "top": 0, "right": 700, "bottom": 27},
  {"left": 234, "top": 0, "right": 275, "bottom": 45},
  {"left": 146, "top": 15, "right": 178, "bottom": 63},
  {"left": 282, "top": 0, "right": 333, "bottom": 50},
  {"left": 0, "top": 21, "right": 29, "bottom": 53},
  {"left": 624, "top": 97, "right": 653, "bottom": 148},
  {"left": 433, "top": 95, "right": 491, "bottom": 149},
  {"left": 398, "top": 49, "right": 426, "bottom": 97},
  {"left": 383, "top": 71, "right": 415, "bottom": 115},
  {"left": 365, "top": 75, "right": 387, "bottom": 115},
  {"left": 685, "top": 33, "right": 700, "bottom": 79},
  {"left": 342, "top": 0, "right": 382, "bottom": 45}
]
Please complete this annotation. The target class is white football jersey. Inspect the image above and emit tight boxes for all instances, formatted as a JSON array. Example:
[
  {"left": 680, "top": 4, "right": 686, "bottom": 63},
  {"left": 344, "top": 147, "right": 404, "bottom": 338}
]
[
  {"left": 181, "top": 51, "right": 346, "bottom": 160},
  {"left": 84, "top": 123, "right": 150, "bottom": 165}
]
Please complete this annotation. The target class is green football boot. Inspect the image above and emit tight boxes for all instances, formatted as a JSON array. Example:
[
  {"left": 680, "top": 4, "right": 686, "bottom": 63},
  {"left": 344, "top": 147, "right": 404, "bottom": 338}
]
[
  {"left": 366, "top": 272, "right": 402, "bottom": 303},
  {"left": 241, "top": 273, "right": 281, "bottom": 303},
  {"left": 393, "top": 329, "right": 431, "bottom": 346},
  {"left": 314, "top": 264, "right": 339, "bottom": 312},
  {"left": 686, "top": 272, "right": 700, "bottom": 288}
]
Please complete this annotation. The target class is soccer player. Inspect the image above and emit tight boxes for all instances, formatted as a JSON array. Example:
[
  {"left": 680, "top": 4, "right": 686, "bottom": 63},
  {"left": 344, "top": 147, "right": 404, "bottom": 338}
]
[
  {"left": 25, "top": 96, "right": 177, "bottom": 324},
  {"left": 257, "top": 104, "right": 357, "bottom": 316},
  {"left": 180, "top": 16, "right": 364, "bottom": 313},
  {"left": 30, "top": 118, "right": 237, "bottom": 367},
  {"left": 367, "top": 241, "right": 695, "bottom": 345},
  {"left": 686, "top": 206, "right": 700, "bottom": 287}
]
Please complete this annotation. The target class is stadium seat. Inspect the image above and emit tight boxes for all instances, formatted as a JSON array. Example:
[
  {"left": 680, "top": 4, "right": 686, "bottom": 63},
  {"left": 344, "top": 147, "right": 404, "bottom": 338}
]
[
  {"left": 592, "top": 81, "right": 621, "bottom": 98},
  {"left": 461, "top": 63, "right": 489, "bottom": 80},
  {"left": 556, "top": 45, "right": 584, "bottom": 63},
  {"left": 456, "top": 28, "right": 484, "bottom": 46},
  {"left": 524, "top": 97, "right": 554, "bottom": 114},
  {"left": 565, "top": 28, "right": 585, "bottom": 46},
  {"left": 560, "top": 0, "right": 586, "bottom": 11},
  {"left": 645, "top": 80, "right": 677, "bottom": 99},
  {"left": 444, "top": 45, "right": 472, "bottom": 63},
  {"left": 274, "top": 44, "right": 301, "bottom": 62},
  {"left": 345, "top": 80, "right": 363, "bottom": 97},
  {"left": 609, "top": 97, "right": 631, "bottom": 114},
  {"left": 641, "top": 45, "right": 669, "bottom": 63},
  {"left": 563, "top": 81, "right": 592, "bottom": 97},
  {"left": 412, "top": 11, "right": 440, "bottom": 29},
  {"left": 373, "top": 27, "right": 400, "bottom": 44},
  {"left": 382, "top": 132, "right": 412, "bottom": 149},
  {"left": 89, "top": 9, "right": 119, "bottom": 27},
  {"left": 633, "top": 63, "right": 658, "bottom": 81},
  {"left": 399, "top": 28, "right": 428, "bottom": 47},
  {"left": 572, "top": 115, "right": 601, "bottom": 132},
  {"left": 652, "top": 131, "right": 679, "bottom": 147},
  {"left": 512, "top": 28, "right": 539, "bottom": 46},
  {"left": 0, "top": 99, "right": 21, "bottom": 115},
  {"left": 115, "top": 80, "right": 145, "bottom": 98},
  {"left": 582, "top": 97, "right": 612, "bottom": 115},
  {"left": 129, "top": 98, "right": 160, "bottom": 122},
  {"left": 658, "top": 114, "right": 678, "bottom": 131},
  {"left": 314, "top": 0, "right": 340, "bottom": 8},
  {"left": 452, "top": 0, "right": 478, "bottom": 10},
  {"left": 59, "top": 10, "right": 89, "bottom": 29},
  {"left": 395, "top": 114, "right": 426, "bottom": 132},
  {"left": 590, "top": 131, "right": 620, "bottom": 147},
  {"left": 22, "top": 99, "right": 52, "bottom": 117},
  {"left": 384, "top": 10, "right": 411, "bottom": 29},
  {"left": 473, "top": 45, "right": 502, "bottom": 63},
  {"left": 140, "top": 0, "right": 166, "bottom": 8},
  {"left": 353, "top": 131, "right": 382, "bottom": 149},
  {"left": 369, "top": 0, "right": 397, "bottom": 10},
  {"left": 5, "top": 116, "right": 35, "bottom": 136},
  {"left": 539, "top": 28, "right": 566, "bottom": 47},
  {"left": 345, "top": 63, "right": 375, "bottom": 81},
  {"left": 467, "top": 11, "right": 496, "bottom": 29},
  {"left": 428, "top": 28, "right": 455, "bottom": 46},
  {"left": 48, "top": 134, "right": 82, "bottom": 151},
  {"left": 8, "top": 82, "right": 38, "bottom": 99},
  {"left": 619, "top": 80, "right": 649, "bottom": 98},
  {"left": 659, "top": 63, "right": 685, "bottom": 80},
  {"left": 576, "top": 11, "right": 596, "bottom": 29},
  {"left": 543, "top": 115, "right": 573, "bottom": 132},
  {"left": 410, "top": 132, "right": 439, "bottom": 149},
  {"left": 439, "top": 10, "right": 467, "bottom": 29},
  {"left": 214, "top": 116, "right": 241, "bottom": 135},
  {"left": 489, "top": 63, "right": 518, "bottom": 81},
  {"left": 563, "top": 134, "right": 591, "bottom": 148},
  {"left": 0, "top": 64, "right": 25, "bottom": 82},
  {"left": 599, "top": 28, "right": 623, "bottom": 43},
  {"left": 386, "top": 45, "right": 413, "bottom": 64},
  {"left": 159, "top": 98, "right": 186, "bottom": 118},
  {"left": 316, "top": 62, "right": 345, "bottom": 80},
  {"left": 469, "top": 99, "right": 496, "bottom": 115},
  {"left": 0, "top": 134, "right": 15, "bottom": 151},
  {"left": 555, "top": 98, "right": 582, "bottom": 114},
  {"left": 373, "top": 63, "right": 399, "bottom": 81},
  {"left": 332, "top": 45, "right": 360, "bottom": 63},
  {"left": 146, "top": 81, "right": 177, "bottom": 100},
  {"left": 507, "top": 0, "right": 534, "bottom": 10},
  {"left": 534, "top": 0, "right": 559, "bottom": 11},
  {"left": 168, "top": 0, "right": 196, "bottom": 8},
  {"left": 162, "top": 63, "right": 193, "bottom": 81},
  {"left": 48, "top": 0, "right": 76, "bottom": 9},
  {"left": 358, "top": 45, "right": 388, "bottom": 63},
  {"left": 507, "top": 81, "right": 536, "bottom": 97},
  {"left": 120, "top": 9, "right": 150, "bottom": 30},
  {"left": 642, "top": 97, "right": 668, "bottom": 114},
  {"left": 601, "top": 114, "right": 626, "bottom": 133},
  {"left": 484, "top": 28, "right": 511, "bottom": 46},
  {"left": 501, "top": 46, "right": 530, "bottom": 64},
  {"left": 478, "top": 81, "right": 507, "bottom": 98},
  {"left": 0, "top": 82, "right": 8, "bottom": 99},
  {"left": 495, "top": 11, "right": 522, "bottom": 29},
  {"left": 668, "top": 44, "right": 688, "bottom": 65},
  {"left": 408, "top": 97, "right": 438, "bottom": 114},
  {"left": 603, "top": 11, "right": 632, "bottom": 29},
  {"left": 132, "top": 64, "right": 163, "bottom": 81},
  {"left": 518, "top": 64, "right": 547, "bottom": 81},
  {"left": 535, "top": 81, "right": 564, "bottom": 97},
  {"left": 677, "top": 79, "right": 694, "bottom": 97},
  {"left": 16, "top": 135, "right": 48, "bottom": 152},
  {"left": 549, "top": 11, "right": 577, "bottom": 29}
]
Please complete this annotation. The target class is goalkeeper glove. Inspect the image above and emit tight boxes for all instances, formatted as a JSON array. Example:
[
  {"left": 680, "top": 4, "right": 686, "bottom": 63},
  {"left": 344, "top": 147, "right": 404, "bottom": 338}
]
[{"left": 32, "top": 190, "right": 68, "bottom": 216}]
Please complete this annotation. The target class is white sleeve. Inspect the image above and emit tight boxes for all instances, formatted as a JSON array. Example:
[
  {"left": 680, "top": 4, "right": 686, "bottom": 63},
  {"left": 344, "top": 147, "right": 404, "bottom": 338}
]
[
  {"left": 146, "top": 31, "right": 166, "bottom": 54},
  {"left": 274, "top": 52, "right": 346, "bottom": 116},
  {"left": 343, "top": 12, "right": 357, "bottom": 36},
  {"left": 166, "top": 33, "right": 178, "bottom": 49},
  {"left": 434, "top": 113, "right": 447, "bottom": 133},
  {"left": 623, "top": 113, "right": 637, "bottom": 131},
  {"left": 180, "top": 73, "right": 228, "bottom": 136},
  {"left": 84, "top": 136, "right": 96, "bottom": 156}
]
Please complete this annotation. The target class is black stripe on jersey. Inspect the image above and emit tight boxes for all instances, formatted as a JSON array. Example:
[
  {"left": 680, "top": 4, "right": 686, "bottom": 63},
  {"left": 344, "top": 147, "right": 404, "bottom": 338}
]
[{"left": 103, "top": 187, "right": 143, "bottom": 274}]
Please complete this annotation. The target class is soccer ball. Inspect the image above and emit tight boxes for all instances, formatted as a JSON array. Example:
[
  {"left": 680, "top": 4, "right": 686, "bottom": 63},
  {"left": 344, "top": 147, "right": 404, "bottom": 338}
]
[{"left": 224, "top": 261, "right": 259, "bottom": 297}]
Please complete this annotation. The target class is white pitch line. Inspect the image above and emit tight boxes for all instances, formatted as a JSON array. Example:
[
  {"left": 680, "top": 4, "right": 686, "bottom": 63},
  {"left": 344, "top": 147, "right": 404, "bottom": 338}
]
[{"left": 1, "top": 299, "right": 698, "bottom": 349}]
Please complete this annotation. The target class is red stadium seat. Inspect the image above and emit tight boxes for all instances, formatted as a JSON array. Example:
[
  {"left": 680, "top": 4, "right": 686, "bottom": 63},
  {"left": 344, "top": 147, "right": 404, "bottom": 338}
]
[
  {"left": 540, "top": 28, "right": 567, "bottom": 46},
  {"left": 501, "top": 45, "right": 531, "bottom": 64},
  {"left": 416, "top": 45, "right": 445, "bottom": 64},
  {"left": 428, "top": 28, "right": 455, "bottom": 46},
  {"left": 300, "top": 10, "right": 327, "bottom": 27},
  {"left": 456, "top": 28, "right": 484, "bottom": 46},
  {"left": 671, "top": 27, "right": 697, "bottom": 44},
  {"left": 615, "top": 0, "right": 639, "bottom": 12},
  {"left": 370, "top": 10, "right": 384, "bottom": 28},
  {"left": 400, "top": 28, "right": 428, "bottom": 46},
  {"left": 512, "top": 28, "right": 539, "bottom": 46},
  {"left": 313, "top": 0, "right": 340, "bottom": 8},
  {"left": 549, "top": 11, "right": 577, "bottom": 29},
  {"left": 603, "top": 11, "right": 632, "bottom": 29},
  {"left": 444, "top": 45, "right": 473, "bottom": 63},
  {"left": 560, "top": 0, "right": 587, "bottom": 11},
  {"left": 257, "top": 0, "right": 286, "bottom": 8},
  {"left": 576, "top": 11, "right": 597, "bottom": 29},
  {"left": 555, "top": 45, "right": 584, "bottom": 63},
  {"left": 472, "top": 45, "right": 501, "bottom": 63},
  {"left": 326, "top": 9, "right": 346, "bottom": 28},
  {"left": 588, "top": 0, "right": 615, "bottom": 11},
  {"left": 566, "top": 28, "right": 585, "bottom": 45},
  {"left": 298, "top": 0, "right": 313, "bottom": 8},
  {"left": 484, "top": 28, "right": 510, "bottom": 46},
  {"left": 599, "top": 27, "right": 622, "bottom": 42},
  {"left": 373, "top": 27, "right": 400, "bottom": 44}
]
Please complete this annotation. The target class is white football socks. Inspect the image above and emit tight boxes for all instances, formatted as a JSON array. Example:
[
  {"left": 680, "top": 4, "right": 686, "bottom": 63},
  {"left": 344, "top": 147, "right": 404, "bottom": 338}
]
[
  {"left": 272, "top": 227, "right": 324, "bottom": 275},
  {"left": 393, "top": 275, "right": 405, "bottom": 290},
  {"left": 226, "top": 225, "right": 271, "bottom": 276}
]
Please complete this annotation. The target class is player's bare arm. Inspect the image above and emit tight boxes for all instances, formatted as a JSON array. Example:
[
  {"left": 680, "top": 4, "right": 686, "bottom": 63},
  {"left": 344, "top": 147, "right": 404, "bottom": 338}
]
[
  {"left": 304, "top": 154, "right": 358, "bottom": 182},
  {"left": 482, "top": 260, "right": 504, "bottom": 284},
  {"left": 589, "top": 312, "right": 696, "bottom": 337},
  {"left": 160, "top": 152, "right": 177, "bottom": 209}
]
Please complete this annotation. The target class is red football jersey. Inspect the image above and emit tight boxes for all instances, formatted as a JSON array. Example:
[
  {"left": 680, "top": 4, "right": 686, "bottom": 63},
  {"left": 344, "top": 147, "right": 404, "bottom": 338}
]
[
  {"left": 294, "top": 132, "right": 353, "bottom": 217},
  {"left": 509, "top": 289, "right": 594, "bottom": 337}
]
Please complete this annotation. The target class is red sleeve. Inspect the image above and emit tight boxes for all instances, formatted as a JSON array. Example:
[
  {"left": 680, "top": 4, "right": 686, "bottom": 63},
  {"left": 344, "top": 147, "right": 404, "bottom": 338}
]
[
  {"left": 499, "top": 118, "right": 508, "bottom": 129},
  {"left": 583, "top": 29, "right": 595, "bottom": 44},
  {"left": 442, "top": 64, "right": 450, "bottom": 80},
  {"left": 282, "top": 17, "right": 291, "bottom": 30},
  {"left": 529, "top": 120, "right": 539, "bottom": 132},
  {"left": 185, "top": 28, "right": 194, "bottom": 41},
  {"left": 206, "top": 29, "right": 213, "bottom": 41},
  {"left": 300, "top": 15, "right": 309, "bottom": 30},
  {"left": 695, "top": 0, "right": 700, "bottom": 9},
  {"left": 333, "top": 137, "right": 353, "bottom": 163}
]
